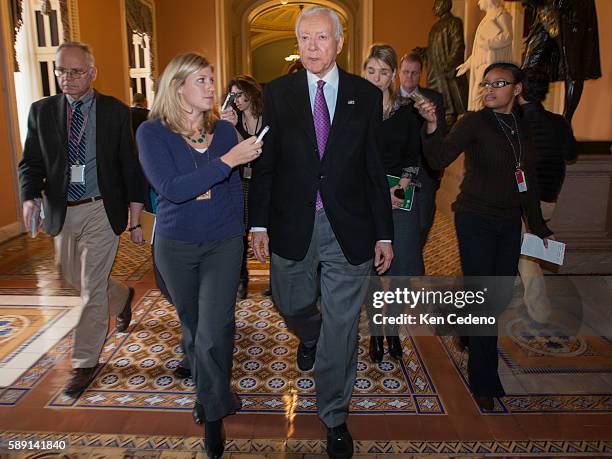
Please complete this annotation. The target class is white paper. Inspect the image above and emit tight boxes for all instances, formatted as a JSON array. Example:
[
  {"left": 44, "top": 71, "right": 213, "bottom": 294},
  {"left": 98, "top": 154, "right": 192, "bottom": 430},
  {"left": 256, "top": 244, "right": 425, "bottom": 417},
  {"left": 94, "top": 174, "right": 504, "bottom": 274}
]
[{"left": 521, "top": 233, "right": 565, "bottom": 265}]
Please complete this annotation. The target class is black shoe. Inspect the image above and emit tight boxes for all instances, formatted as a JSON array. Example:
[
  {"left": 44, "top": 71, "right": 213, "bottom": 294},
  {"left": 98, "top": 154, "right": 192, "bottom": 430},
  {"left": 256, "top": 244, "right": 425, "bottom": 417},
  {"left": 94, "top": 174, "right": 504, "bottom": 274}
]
[
  {"left": 386, "top": 335, "right": 403, "bottom": 360},
  {"left": 297, "top": 341, "right": 316, "bottom": 371},
  {"left": 237, "top": 281, "right": 247, "bottom": 300},
  {"left": 369, "top": 336, "right": 384, "bottom": 363},
  {"left": 475, "top": 395, "right": 494, "bottom": 411},
  {"left": 63, "top": 366, "right": 97, "bottom": 398},
  {"left": 174, "top": 364, "right": 191, "bottom": 379},
  {"left": 204, "top": 419, "right": 226, "bottom": 458},
  {"left": 193, "top": 400, "right": 204, "bottom": 424},
  {"left": 262, "top": 286, "right": 272, "bottom": 297},
  {"left": 326, "top": 422, "right": 353, "bottom": 459},
  {"left": 115, "top": 287, "right": 134, "bottom": 333}
]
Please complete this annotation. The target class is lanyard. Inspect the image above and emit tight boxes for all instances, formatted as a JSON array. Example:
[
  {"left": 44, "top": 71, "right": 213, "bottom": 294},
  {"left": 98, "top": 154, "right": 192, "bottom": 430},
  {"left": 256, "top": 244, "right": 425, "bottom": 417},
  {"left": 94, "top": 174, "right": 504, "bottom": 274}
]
[
  {"left": 494, "top": 112, "right": 522, "bottom": 170},
  {"left": 67, "top": 98, "right": 95, "bottom": 150}
]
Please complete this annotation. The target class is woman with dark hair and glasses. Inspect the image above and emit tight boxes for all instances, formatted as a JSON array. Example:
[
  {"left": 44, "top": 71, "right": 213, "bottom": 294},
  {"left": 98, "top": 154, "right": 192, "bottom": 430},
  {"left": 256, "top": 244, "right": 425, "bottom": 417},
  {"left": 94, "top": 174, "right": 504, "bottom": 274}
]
[
  {"left": 222, "top": 75, "right": 265, "bottom": 299},
  {"left": 416, "top": 62, "right": 554, "bottom": 411}
]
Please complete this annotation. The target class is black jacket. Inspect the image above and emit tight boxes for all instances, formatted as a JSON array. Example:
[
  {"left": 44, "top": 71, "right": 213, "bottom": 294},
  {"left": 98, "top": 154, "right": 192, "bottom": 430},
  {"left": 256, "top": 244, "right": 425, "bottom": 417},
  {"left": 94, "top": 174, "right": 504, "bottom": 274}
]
[
  {"left": 249, "top": 68, "right": 393, "bottom": 265},
  {"left": 522, "top": 102, "right": 576, "bottom": 202},
  {"left": 19, "top": 91, "right": 145, "bottom": 235}
]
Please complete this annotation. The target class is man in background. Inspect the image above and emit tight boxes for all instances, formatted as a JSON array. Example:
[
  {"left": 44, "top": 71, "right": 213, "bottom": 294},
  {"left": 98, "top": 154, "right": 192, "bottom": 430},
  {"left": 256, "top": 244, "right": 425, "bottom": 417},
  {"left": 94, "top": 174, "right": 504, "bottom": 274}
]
[{"left": 399, "top": 53, "right": 447, "bottom": 248}]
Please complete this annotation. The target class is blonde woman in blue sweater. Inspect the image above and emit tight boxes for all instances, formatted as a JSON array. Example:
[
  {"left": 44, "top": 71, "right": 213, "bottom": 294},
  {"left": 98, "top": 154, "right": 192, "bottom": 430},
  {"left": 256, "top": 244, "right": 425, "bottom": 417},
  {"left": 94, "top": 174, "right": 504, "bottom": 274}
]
[{"left": 137, "top": 53, "right": 262, "bottom": 458}]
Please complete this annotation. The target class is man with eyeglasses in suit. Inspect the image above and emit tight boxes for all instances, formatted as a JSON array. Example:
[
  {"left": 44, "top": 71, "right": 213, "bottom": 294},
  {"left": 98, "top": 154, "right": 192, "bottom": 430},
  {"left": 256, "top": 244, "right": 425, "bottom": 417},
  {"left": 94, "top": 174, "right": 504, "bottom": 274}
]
[{"left": 19, "top": 41, "right": 145, "bottom": 398}]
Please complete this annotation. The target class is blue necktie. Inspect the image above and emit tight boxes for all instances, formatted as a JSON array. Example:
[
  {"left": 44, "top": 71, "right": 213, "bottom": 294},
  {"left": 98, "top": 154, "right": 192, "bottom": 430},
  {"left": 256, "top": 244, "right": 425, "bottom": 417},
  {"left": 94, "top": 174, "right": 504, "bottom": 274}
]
[{"left": 67, "top": 100, "right": 86, "bottom": 201}]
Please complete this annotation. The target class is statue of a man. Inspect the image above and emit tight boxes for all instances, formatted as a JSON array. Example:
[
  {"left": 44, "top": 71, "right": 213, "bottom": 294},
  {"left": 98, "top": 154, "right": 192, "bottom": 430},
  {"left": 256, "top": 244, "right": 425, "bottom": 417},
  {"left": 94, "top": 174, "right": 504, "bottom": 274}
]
[
  {"left": 518, "top": 0, "right": 601, "bottom": 122},
  {"left": 414, "top": 0, "right": 468, "bottom": 127},
  {"left": 457, "top": 0, "right": 513, "bottom": 110}
]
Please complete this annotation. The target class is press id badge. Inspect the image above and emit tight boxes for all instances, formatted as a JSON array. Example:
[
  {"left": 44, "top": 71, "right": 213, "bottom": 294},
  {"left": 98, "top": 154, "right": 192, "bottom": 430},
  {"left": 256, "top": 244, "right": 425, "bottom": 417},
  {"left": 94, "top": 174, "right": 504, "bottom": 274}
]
[
  {"left": 70, "top": 164, "right": 85, "bottom": 184},
  {"left": 515, "top": 168, "right": 527, "bottom": 193}
]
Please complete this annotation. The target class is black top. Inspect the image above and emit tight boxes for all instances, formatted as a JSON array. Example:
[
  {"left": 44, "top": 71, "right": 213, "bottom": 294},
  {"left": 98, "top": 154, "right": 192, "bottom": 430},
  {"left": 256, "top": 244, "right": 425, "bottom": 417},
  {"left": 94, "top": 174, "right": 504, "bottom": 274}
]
[
  {"left": 235, "top": 112, "right": 263, "bottom": 179},
  {"left": 380, "top": 102, "right": 421, "bottom": 178},
  {"left": 236, "top": 112, "right": 263, "bottom": 140},
  {"left": 522, "top": 102, "right": 577, "bottom": 203},
  {"left": 423, "top": 107, "right": 552, "bottom": 238}
]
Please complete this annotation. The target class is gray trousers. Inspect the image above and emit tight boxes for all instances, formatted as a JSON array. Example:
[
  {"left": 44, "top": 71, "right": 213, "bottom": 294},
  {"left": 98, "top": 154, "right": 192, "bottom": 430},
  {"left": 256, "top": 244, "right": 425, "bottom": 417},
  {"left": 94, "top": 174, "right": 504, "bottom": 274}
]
[
  {"left": 271, "top": 210, "right": 371, "bottom": 427},
  {"left": 155, "top": 235, "right": 243, "bottom": 422}
]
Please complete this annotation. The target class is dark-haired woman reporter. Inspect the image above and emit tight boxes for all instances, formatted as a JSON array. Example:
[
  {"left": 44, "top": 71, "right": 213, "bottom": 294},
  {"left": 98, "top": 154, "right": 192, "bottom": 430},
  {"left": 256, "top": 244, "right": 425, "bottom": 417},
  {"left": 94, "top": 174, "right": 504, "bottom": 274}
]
[
  {"left": 137, "top": 53, "right": 262, "bottom": 458},
  {"left": 416, "top": 62, "right": 554, "bottom": 411}
]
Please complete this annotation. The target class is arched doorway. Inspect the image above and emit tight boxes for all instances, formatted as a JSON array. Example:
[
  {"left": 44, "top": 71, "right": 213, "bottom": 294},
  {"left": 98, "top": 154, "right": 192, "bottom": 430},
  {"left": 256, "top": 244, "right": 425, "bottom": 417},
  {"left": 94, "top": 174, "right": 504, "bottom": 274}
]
[
  {"left": 246, "top": 1, "right": 350, "bottom": 84},
  {"left": 216, "top": 0, "right": 371, "bottom": 90}
]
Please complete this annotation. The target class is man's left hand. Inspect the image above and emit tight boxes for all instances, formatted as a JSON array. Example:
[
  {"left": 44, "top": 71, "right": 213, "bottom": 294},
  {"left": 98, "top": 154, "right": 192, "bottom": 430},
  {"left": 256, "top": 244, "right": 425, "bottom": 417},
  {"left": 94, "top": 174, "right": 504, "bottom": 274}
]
[{"left": 374, "top": 241, "right": 393, "bottom": 275}]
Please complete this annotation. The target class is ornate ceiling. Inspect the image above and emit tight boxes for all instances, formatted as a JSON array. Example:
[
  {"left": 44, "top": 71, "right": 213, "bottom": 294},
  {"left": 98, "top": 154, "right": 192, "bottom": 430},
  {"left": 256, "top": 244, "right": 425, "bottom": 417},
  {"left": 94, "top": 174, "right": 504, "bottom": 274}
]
[{"left": 250, "top": 2, "right": 348, "bottom": 51}]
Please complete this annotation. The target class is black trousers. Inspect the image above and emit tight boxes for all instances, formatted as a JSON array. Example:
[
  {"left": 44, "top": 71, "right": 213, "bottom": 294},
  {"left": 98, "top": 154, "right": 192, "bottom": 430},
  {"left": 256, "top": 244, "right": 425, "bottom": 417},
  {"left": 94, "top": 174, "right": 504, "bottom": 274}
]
[{"left": 454, "top": 211, "right": 522, "bottom": 397}]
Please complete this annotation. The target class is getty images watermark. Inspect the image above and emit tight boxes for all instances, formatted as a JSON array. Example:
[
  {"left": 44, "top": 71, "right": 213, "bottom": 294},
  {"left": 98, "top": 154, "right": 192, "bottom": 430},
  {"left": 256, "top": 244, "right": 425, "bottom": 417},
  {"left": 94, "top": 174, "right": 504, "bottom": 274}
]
[{"left": 370, "top": 287, "right": 496, "bottom": 326}]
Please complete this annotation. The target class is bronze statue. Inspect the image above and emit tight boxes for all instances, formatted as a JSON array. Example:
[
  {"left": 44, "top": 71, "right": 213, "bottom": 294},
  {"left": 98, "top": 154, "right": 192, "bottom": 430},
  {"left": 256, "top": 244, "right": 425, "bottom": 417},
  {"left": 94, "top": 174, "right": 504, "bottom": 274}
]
[
  {"left": 414, "top": 0, "right": 468, "bottom": 126},
  {"left": 514, "top": 0, "right": 601, "bottom": 122}
]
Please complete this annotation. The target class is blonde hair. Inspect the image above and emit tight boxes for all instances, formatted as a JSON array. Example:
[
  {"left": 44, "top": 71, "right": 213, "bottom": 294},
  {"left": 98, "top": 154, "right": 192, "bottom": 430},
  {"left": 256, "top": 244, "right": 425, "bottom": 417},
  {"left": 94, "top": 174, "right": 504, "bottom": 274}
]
[
  {"left": 150, "top": 53, "right": 218, "bottom": 137},
  {"left": 364, "top": 44, "right": 399, "bottom": 116}
]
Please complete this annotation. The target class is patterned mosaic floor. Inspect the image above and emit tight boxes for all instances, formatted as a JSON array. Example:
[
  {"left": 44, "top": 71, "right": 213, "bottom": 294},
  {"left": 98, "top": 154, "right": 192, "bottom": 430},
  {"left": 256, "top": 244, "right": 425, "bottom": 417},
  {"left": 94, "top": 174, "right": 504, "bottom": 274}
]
[
  {"left": 0, "top": 232, "right": 151, "bottom": 282},
  {"left": 2, "top": 431, "right": 611, "bottom": 457},
  {"left": 46, "top": 290, "right": 443, "bottom": 415},
  {"left": 1, "top": 211, "right": 611, "bottom": 457}
]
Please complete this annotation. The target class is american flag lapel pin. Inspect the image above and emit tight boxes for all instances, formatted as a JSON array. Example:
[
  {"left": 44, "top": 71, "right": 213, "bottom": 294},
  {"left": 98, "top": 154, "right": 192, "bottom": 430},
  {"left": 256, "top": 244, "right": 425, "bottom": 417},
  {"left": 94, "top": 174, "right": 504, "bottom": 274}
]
[{"left": 348, "top": 99, "right": 356, "bottom": 105}]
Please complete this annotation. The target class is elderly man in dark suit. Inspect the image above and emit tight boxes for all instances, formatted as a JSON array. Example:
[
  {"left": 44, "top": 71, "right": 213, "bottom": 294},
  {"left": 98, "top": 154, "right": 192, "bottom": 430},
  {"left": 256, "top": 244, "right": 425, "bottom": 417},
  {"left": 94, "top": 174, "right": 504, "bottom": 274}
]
[
  {"left": 249, "top": 6, "right": 393, "bottom": 458},
  {"left": 19, "top": 41, "right": 145, "bottom": 398},
  {"left": 399, "top": 52, "right": 447, "bottom": 248}
]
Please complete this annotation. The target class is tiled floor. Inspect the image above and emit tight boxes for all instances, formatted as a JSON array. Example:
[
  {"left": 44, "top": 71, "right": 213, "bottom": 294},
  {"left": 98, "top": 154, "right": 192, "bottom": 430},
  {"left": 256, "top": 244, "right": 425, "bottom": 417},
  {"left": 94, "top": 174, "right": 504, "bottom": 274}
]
[{"left": 0, "top": 212, "right": 611, "bottom": 458}]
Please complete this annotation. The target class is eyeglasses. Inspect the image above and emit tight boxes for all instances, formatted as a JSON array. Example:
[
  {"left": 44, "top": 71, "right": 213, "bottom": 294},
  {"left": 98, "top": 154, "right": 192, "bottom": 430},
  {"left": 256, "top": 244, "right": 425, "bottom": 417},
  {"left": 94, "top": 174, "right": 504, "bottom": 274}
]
[
  {"left": 54, "top": 68, "right": 89, "bottom": 79},
  {"left": 479, "top": 80, "right": 515, "bottom": 89}
]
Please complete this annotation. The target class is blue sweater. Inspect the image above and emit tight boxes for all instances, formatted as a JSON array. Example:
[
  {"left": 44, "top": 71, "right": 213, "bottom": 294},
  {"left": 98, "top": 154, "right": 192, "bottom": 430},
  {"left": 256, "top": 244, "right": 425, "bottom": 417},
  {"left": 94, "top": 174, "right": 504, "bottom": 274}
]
[{"left": 137, "top": 118, "right": 244, "bottom": 243}]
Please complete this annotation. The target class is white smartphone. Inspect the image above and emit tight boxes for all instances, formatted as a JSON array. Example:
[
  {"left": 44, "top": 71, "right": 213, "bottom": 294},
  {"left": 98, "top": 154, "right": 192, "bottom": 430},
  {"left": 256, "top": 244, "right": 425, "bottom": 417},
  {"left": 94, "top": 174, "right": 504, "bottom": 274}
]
[{"left": 256, "top": 125, "right": 270, "bottom": 143}]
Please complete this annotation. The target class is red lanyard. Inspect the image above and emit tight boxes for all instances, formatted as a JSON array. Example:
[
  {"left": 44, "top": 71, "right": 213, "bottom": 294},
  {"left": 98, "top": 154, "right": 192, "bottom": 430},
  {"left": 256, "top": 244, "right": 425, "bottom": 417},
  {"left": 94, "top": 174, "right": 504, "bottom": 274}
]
[{"left": 67, "top": 98, "right": 95, "bottom": 149}]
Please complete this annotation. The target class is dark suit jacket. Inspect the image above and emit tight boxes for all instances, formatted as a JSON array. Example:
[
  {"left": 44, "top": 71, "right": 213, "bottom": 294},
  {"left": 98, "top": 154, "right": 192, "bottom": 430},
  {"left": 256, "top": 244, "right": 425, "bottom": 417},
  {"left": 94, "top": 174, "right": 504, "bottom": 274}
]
[
  {"left": 249, "top": 68, "right": 393, "bottom": 265},
  {"left": 18, "top": 91, "right": 145, "bottom": 236}
]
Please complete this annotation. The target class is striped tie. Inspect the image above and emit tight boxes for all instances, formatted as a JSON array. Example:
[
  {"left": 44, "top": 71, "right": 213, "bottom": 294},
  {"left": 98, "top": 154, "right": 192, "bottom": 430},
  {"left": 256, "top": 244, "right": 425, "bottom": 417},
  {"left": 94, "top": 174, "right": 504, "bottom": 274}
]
[{"left": 67, "top": 100, "right": 86, "bottom": 201}]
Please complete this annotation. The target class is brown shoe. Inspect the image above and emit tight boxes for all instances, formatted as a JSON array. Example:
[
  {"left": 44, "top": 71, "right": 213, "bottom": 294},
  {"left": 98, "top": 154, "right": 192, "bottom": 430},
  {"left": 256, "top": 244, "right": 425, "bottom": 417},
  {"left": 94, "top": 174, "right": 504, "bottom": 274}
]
[
  {"left": 116, "top": 287, "right": 134, "bottom": 333},
  {"left": 64, "top": 366, "right": 97, "bottom": 397}
]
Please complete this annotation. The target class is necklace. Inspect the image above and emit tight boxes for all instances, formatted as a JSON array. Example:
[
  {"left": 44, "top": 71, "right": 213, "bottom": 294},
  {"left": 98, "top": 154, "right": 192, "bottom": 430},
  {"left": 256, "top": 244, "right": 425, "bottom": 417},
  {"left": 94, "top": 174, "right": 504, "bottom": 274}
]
[
  {"left": 496, "top": 114, "right": 516, "bottom": 135},
  {"left": 242, "top": 115, "right": 261, "bottom": 136},
  {"left": 187, "top": 144, "right": 212, "bottom": 200},
  {"left": 494, "top": 112, "right": 522, "bottom": 170},
  {"left": 187, "top": 128, "right": 208, "bottom": 145}
]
